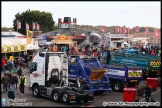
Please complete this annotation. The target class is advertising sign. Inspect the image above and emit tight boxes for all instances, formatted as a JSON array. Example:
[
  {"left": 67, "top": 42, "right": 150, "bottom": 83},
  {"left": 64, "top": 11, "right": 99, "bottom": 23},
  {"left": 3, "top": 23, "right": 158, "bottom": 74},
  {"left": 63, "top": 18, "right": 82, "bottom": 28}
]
[
  {"left": 39, "top": 34, "right": 47, "bottom": 45},
  {"left": 149, "top": 60, "right": 161, "bottom": 68},
  {"left": 128, "top": 70, "right": 142, "bottom": 77},
  {"left": 6, "top": 45, "right": 14, "bottom": 53},
  {"left": 27, "top": 30, "right": 33, "bottom": 44},
  {"left": 13, "top": 45, "right": 20, "bottom": 52},
  {"left": 20, "top": 44, "right": 27, "bottom": 51},
  {"left": 1, "top": 46, "right": 6, "bottom": 53}
]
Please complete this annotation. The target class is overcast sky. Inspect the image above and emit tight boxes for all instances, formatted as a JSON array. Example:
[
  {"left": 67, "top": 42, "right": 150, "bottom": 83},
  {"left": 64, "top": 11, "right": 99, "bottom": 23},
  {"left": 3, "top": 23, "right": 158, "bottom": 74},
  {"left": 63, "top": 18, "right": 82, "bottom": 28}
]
[{"left": 2, "top": 1, "right": 161, "bottom": 28}]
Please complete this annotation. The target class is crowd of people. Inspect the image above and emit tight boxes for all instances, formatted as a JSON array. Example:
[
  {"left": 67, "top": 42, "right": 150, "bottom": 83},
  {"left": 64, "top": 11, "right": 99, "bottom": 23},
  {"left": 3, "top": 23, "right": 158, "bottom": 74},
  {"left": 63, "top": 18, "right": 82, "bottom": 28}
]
[
  {"left": 138, "top": 46, "right": 161, "bottom": 56},
  {"left": 1, "top": 53, "right": 29, "bottom": 97}
]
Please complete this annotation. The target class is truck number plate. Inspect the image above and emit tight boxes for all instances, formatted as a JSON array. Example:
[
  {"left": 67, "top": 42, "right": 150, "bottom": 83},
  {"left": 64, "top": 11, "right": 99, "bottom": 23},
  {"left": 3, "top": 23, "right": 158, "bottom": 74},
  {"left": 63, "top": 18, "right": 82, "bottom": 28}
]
[{"left": 130, "top": 80, "right": 137, "bottom": 82}]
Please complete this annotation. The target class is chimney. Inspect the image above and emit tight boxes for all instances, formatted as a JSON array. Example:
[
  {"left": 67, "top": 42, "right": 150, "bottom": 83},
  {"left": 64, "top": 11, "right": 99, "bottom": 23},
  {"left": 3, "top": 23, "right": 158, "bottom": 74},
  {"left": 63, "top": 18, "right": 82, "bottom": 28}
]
[
  {"left": 68, "top": 17, "right": 71, "bottom": 23},
  {"left": 74, "top": 18, "right": 77, "bottom": 24},
  {"left": 58, "top": 18, "right": 61, "bottom": 28},
  {"left": 73, "top": 31, "right": 76, "bottom": 36},
  {"left": 73, "top": 18, "right": 75, "bottom": 23}
]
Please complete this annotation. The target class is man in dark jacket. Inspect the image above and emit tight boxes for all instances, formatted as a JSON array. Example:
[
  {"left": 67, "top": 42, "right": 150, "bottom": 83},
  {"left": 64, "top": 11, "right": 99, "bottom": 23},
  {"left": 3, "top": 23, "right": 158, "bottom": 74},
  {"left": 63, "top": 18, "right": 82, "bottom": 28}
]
[
  {"left": 6, "top": 70, "right": 12, "bottom": 89},
  {"left": 17, "top": 67, "right": 22, "bottom": 79},
  {"left": 144, "top": 85, "right": 151, "bottom": 102},
  {"left": 1, "top": 73, "right": 10, "bottom": 92},
  {"left": 10, "top": 74, "right": 17, "bottom": 90}
]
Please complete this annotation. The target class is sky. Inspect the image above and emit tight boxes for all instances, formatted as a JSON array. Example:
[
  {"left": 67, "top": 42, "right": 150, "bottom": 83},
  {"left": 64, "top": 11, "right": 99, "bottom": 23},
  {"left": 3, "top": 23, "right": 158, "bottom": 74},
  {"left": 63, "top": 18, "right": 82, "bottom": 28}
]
[{"left": 1, "top": 1, "right": 161, "bottom": 28}]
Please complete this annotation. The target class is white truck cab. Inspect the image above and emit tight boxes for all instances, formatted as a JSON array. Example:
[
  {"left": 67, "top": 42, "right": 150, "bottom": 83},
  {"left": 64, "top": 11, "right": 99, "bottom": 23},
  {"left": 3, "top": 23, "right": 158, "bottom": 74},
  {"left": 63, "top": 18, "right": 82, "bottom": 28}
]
[{"left": 29, "top": 52, "right": 94, "bottom": 104}]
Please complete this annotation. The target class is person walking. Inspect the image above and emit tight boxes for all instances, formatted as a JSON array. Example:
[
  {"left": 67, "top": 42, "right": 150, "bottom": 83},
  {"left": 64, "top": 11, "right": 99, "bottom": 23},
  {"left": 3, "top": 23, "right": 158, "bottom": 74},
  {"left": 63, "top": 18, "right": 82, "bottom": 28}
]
[
  {"left": 19, "top": 75, "right": 26, "bottom": 96},
  {"left": 144, "top": 85, "right": 151, "bottom": 102},
  {"left": 12, "top": 68, "right": 18, "bottom": 75},
  {"left": 15, "top": 75, "right": 18, "bottom": 89},
  {"left": 17, "top": 67, "right": 22, "bottom": 79},
  {"left": 6, "top": 70, "right": 12, "bottom": 89},
  {"left": 8, "top": 85, "right": 16, "bottom": 107},
  {"left": 1, "top": 57, "right": 7, "bottom": 73},
  {"left": 1, "top": 73, "right": 10, "bottom": 93},
  {"left": 10, "top": 74, "right": 17, "bottom": 90}
]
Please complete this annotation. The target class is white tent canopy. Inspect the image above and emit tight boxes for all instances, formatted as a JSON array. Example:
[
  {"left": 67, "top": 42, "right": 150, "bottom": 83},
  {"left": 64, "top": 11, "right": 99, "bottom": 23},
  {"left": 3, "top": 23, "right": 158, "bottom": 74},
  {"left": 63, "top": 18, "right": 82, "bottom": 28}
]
[
  {"left": 2, "top": 40, "right": 14, "bottom": 45},
  {"left": 2, "top": 38, "right": 26, "bottom": 45}
]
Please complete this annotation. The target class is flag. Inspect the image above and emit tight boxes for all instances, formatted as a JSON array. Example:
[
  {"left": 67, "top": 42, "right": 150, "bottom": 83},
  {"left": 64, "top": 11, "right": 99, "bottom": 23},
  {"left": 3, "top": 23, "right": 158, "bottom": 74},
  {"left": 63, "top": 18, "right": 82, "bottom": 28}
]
[
  {"left": 116, "top": 26, "right": 120, "bottom": 33},
  {"left": 101, "top": 26, "right": 105, "bottom": 32},
  {"left": 124, "top": 27, "right": 127, "bottom": 34},
  {"left": 120, "top": 27, "right": 122, "bottom": 34},
  {"left": 146, "top": 27, "right": 149, "bottom": 33},
  {"left": 37, "top": 23, "right": 40, "bottom": 30},
  {"left": 154, "top": 29, "right": 160, "bottom": 38},
  {"left": 128, "top": 27, "right": 130, "bottom": 34},
  {"left": 17, "top": 21, "right": 21, "bottom": 29},
  {"left": 26, "top": 23, "right": 29, "bottom": 30},
  {"left": 32, "top": 22, "right": 36, "bottom": 30},
  {"left": 135, "top": 26, "right": 139, "bottom": 33},
  {"left": 27, "top": 30, "right": 33, "bottom": 44}
]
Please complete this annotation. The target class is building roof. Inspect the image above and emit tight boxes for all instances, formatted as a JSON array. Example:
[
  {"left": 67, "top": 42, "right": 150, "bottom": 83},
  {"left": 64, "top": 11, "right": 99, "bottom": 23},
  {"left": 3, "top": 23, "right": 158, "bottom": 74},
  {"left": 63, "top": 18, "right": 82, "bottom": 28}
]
[
  {"left": 43, "top": 28, "right": 88, "bottom": 36},
  {"left": 1, "top": 31, "right": 25, "bottom": 36}
]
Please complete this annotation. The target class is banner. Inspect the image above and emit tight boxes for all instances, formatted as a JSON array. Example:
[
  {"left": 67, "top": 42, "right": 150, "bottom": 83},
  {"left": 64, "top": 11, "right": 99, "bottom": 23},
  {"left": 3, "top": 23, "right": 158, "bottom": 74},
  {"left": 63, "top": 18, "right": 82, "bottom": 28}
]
[
  {"left": 20, "top": 44, "right": 27, "bottom": 51},
  {"left": 38, "top": 34, "right": 47, "bottom": 45},
  {"left": 154, "top": 29, "right": 160, "bottom": 38},
  {"left": 6, "top": 45, "right": 14, "bottom": 53},
  {"left": 146, "top": 27, "right": 149, "bottom": 33},
  {"left": 101, "top": 26, "right": 105, "bottom": 32},
  {"left": 124, "top": 27, "right": 127, "bottom": 34},
  {"left": 27, "top": 30, "right": 33, "bottom": 44},
  {"left": 135, "top": 26, "right": 139, "bottom": 33},
  {"left": 2, "top": 46, "right": 7, "bottom": 53},
  {"left": 13, "top": 45, "right": 20, "bottom": 52}
]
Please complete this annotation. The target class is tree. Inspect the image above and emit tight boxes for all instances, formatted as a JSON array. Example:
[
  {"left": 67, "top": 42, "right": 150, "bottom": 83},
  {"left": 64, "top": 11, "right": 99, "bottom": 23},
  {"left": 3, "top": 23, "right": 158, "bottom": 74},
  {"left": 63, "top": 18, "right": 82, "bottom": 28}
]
[{"left": 13, "top": 9, "right": 56, "bottom": 35}]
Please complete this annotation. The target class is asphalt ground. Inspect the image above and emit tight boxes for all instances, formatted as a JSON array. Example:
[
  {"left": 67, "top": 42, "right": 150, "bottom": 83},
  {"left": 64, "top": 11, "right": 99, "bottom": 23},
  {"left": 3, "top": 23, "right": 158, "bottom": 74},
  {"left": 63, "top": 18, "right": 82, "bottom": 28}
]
[{"left": 1, "top": 67, "right": 161, "bottom": 107}]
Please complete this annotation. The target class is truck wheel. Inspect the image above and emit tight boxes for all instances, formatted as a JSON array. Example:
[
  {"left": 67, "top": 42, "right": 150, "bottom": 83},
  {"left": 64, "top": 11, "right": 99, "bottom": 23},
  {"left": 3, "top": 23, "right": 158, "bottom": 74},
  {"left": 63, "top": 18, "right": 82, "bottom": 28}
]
[
  {"left": 113, "top": 81, "right": 123, "bottom": 92},
  {"left": 62, "top": 92, "right": 70, "bottom": 104},
  {"left": 32, "top": 86, "right": 40, "bottom": 97},
  {"left": 52, "top": 90, "right": 60, "bottom": 102}
]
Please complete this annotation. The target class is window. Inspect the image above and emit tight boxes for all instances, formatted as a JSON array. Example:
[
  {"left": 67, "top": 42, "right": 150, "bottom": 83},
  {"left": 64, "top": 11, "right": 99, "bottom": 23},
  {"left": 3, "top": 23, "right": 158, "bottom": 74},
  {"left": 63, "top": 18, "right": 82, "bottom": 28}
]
[
  {"left": 61, "top": 24, "right": 68, "bottom": 28},
  {"left": 29, "top": 62, "right": 37, "bottom": 73}
]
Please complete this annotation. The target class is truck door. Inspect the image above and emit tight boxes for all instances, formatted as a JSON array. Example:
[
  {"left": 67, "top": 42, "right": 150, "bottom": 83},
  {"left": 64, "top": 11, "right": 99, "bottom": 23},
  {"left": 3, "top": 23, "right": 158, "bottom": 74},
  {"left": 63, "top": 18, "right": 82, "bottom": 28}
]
[{"left": 29, "top": 62, "right": 45, "bottom": 86}]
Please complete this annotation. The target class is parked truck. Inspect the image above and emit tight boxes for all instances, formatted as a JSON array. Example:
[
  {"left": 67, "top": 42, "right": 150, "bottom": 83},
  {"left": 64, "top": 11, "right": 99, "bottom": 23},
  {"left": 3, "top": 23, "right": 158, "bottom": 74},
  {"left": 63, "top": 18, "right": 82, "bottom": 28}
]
[
  {"left": 100, "top": 50, "right": 161, "bottom": 78},
  {"left": 68, "top": 56, "right": 112, "bottom": 95},
  {"left": 75, "top": 55, "right": 143, "bottom": 92},
  {"left": 29, "top": 52, "right": 94, "bottom": 104}
]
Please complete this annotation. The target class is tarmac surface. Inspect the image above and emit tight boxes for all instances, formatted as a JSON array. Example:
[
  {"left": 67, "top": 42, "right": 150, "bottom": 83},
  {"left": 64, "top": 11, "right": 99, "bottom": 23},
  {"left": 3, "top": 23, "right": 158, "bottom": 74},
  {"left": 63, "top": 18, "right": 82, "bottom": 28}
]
[{"left": 1, "top": 68, "right": 161, "bottom": 107}]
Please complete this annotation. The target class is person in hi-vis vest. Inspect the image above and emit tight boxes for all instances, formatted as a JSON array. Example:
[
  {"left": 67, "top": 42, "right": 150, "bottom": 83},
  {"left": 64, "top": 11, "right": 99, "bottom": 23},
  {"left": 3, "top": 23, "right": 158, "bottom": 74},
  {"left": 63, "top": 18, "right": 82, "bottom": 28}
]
[{"left": 18, "top": 75, "right": 26, "bottom": 96}]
